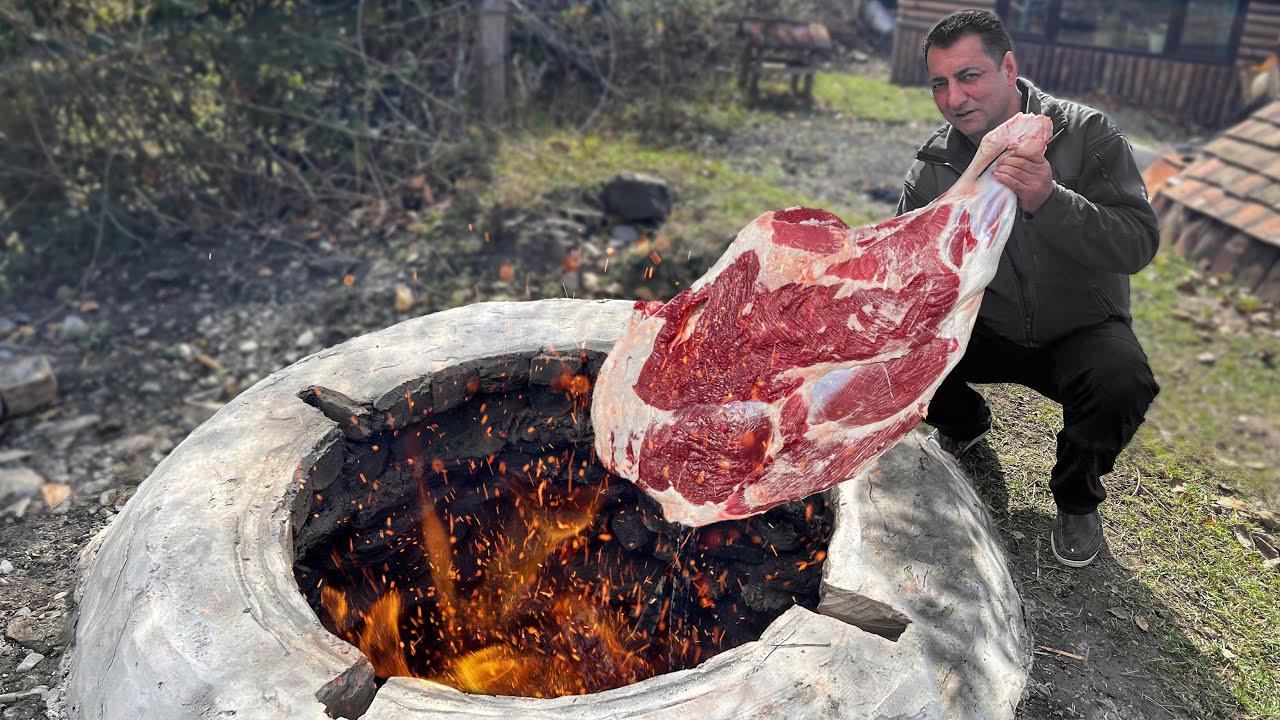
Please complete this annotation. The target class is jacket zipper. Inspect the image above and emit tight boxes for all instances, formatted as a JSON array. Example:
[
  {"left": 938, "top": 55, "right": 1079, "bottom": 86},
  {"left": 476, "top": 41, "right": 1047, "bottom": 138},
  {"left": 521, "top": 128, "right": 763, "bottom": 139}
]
[{"left": 1094, "top": 153, "right": 1122, "bottom": 195}]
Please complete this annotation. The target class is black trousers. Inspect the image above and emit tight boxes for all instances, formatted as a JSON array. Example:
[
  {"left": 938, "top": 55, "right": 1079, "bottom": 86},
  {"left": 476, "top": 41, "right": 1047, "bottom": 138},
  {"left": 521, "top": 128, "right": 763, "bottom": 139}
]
[{"left": 925, "top": 319, "right": 1160, "bottom": 514}]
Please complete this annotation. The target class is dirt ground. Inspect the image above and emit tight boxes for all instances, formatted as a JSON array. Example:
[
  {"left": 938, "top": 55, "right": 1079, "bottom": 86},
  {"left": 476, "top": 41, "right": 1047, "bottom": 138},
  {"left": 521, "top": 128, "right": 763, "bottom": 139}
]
[{"left": 0, "top": 60, "right": 1229, "bottom": 719}]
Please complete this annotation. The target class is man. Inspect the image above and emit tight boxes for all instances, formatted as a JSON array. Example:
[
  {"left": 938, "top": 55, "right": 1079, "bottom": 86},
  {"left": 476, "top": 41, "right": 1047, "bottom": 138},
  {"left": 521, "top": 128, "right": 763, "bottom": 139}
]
[{"left": 898, "top": 10, "right": 1160, "bottom": 568}]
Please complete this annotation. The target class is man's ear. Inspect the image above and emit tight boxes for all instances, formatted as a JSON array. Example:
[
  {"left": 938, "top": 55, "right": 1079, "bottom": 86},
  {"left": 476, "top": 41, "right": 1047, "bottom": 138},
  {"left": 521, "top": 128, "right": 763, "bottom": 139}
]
[{"left": 1001, "top": 51, "right": 1018, "bottom": 84}]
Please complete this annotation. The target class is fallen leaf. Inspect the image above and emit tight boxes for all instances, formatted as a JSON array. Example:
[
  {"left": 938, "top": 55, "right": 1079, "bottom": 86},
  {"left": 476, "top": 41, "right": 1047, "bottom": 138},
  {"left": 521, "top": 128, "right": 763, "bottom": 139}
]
[
  {"left": 1107, "top": 607, "right": 1130, "bottom": 620},
  {"left": 1252, "top": 531, "right": 1279, "bottom": 568},
  {"left": 1232, "top": 524, "right": 1254, "bottom": 550},
  {"left": 79, "top": 300, "right": 100, "bottom": 312},
  {"left": 42, "top": 482, "right": 71, "bottom": 509},
  {"left": 1216, "top": 496, "right": 1251, "bottom": 513},
  {"left": 498, "top": 261, "right": 517, "bottom": 284},
  {"left": 1135, "top": 616, "right": 1150, "bottom": 632},
  {"left": 394, "top": 284, "right": 415, "bottom": 313}
]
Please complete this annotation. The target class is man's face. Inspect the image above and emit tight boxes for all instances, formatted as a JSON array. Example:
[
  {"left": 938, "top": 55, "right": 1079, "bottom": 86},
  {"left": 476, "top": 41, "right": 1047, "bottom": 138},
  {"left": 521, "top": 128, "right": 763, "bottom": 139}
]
[{"left": 926, "top": 34, "right": 1020, "bottom": 143}]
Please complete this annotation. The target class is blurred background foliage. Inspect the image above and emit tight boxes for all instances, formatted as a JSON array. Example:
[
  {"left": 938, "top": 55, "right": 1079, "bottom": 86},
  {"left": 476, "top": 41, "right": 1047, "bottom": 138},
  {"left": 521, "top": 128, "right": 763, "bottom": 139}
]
[{"left": 0, "top": 0, "right": 858, "bottom": 297}]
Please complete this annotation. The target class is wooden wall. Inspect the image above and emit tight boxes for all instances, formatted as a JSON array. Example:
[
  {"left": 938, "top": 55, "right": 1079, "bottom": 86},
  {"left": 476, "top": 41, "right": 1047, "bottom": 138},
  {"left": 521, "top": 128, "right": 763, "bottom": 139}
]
[
  {"left": 1239, "top": 0, "right": 1280, "bottom": 64},
  {"left": 890, "top": 0, "right": 1279, "bottom": 129}
]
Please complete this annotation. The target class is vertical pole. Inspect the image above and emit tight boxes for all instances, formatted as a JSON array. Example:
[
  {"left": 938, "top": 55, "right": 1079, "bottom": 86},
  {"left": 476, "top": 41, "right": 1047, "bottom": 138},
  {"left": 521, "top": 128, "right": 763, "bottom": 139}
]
[{"left": 478, "top": 0, "right": 510, "bottom": 120}]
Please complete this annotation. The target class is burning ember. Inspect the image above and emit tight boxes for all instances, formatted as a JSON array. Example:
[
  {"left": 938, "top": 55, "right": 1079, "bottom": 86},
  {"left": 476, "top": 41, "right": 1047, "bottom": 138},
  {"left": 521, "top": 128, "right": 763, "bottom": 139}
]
[{"left": 295, "top": 356, "right": 832, "bottom": 698}]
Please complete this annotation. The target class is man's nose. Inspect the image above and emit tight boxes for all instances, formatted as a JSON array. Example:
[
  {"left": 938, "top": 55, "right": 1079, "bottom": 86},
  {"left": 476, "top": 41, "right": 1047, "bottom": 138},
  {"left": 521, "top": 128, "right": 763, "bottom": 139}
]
[{"left": 944, "top": 84, "right": 969, "bottom": 109}]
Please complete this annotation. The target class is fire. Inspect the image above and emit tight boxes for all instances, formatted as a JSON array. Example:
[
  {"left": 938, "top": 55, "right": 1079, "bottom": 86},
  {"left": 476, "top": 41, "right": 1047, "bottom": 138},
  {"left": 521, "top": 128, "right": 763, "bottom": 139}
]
[
  {"left": 298, "top": 395, "right": 832, "bottom": 698},
  {"left": 312, "top": 446, "right": 670, "bottom": 697}
]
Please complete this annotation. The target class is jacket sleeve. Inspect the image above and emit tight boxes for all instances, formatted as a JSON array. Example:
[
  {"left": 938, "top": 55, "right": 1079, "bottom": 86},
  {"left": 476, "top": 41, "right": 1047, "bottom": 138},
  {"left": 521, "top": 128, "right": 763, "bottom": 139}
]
[
  {"left": 896, "top": 160, "right": 937, "bottom": 216},
  {"left": 1026, "top": 127, "right": 1159, "bottom": 275}
]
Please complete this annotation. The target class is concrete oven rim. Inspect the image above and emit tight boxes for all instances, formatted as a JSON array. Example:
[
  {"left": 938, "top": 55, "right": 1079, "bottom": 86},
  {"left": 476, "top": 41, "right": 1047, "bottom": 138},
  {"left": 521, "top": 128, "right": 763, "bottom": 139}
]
[{"left": 60, "top": 299, "right": 1029, "bottom": 720}]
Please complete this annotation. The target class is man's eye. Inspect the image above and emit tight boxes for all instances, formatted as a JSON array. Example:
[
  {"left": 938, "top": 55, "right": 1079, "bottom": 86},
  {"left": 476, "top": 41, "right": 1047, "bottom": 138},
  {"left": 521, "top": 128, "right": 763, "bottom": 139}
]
[{"left": 962, "top": 73, "right": 979, "bottom": 81}]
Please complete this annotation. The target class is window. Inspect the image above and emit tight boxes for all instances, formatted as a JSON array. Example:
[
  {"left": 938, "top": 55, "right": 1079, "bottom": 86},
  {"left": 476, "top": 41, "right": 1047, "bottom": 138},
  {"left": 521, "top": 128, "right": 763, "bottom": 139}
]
[
  {"left": 996, "top": 0, "right": 1246, "bottom": 63},
  {"left": 1180, "top": 0, "right": 1238, "bottom": 59}
]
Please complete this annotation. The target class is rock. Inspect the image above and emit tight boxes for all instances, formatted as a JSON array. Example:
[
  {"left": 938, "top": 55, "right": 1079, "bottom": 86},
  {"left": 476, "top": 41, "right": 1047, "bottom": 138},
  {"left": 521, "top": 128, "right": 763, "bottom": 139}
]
[
  {"left": 15, "top": 652, "right": 43, "bottom": 673},
  {"left": 1197, "top": 351, "right": 1217, "bottom": 365},
  {"left": 601, "top": 172, "right": 672, "bottom": 223},
  {"left": 0, "top": 449, "right": 32, "bottom": 464},
  {"left": 0, "top": 560, "right": 12, "bottom": 574},
  {"left": 238, "top": 340, "right": 259, "bottom": 353},
  {"left": 608, "top": 224, "right": 640, "bottom": 245},
  {"left": 6, "top": 610, "right": 66, "bottom": 654},
  {"left": 0, "top": 355, "right": 59, "bottom": 421},
  {"left": 138, "top": 381, "right": 163, "bottom": 395},
  {"left": 0, "top": 686, "right": 48, "bottom": 704},
  {"left": 0, "top": 467, "right": 44, "bottom": 507},
  {"left": 60, "top": 314, "right": 90, "bottom": 340},
  {"left": 295, "top": 329, "right": 316, "bottom": 348}
]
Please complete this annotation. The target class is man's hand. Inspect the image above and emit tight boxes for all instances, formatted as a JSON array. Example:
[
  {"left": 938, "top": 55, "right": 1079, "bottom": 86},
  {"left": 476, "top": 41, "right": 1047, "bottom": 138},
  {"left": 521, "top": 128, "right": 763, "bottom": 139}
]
[{"left": 993, "top": 141, "right": 1054, "bottom": 214}]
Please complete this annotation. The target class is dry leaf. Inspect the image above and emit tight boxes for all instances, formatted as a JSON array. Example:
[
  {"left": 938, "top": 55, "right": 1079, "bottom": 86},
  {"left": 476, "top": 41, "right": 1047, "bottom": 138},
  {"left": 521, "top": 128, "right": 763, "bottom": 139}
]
[
  {"left": 499, "top": 261, "right": 517, "bottom": 284},
  {"left": 42, "top": 482, "right": 71, "bottom": 509},
  {"left": 79, "top": 300, "right": 100, "bottom": 312},
  {"left": 1216, "top": 496, "right": 1250, "bottom": 513},
  {"left": 394, "top": 284, "right": 415, "bottom": 313},
  {"left": 1135, "top": 616, "right": 1150, "bottom": 632},
  {"left": 1252, "top": 531, "right": 1279, "bottom": 568}
]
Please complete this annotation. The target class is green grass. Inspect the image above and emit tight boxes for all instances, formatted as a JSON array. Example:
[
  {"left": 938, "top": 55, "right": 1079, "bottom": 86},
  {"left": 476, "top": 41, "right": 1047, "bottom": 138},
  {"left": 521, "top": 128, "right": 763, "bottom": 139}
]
[
  {"left": 978, "top": 385, "right": 1280, "bottom": 718},
  {"left": 431, "top": 128, "right": 876, "bottom": 301},
  {"left": 1130, "top": 250, "right": 1280, "bottom": 505},
  {"left": 965, "top": 243, "right": 1280, "bottom": 717},
  {"left": 811, "top": 71, "right": 940, "bottom": 123}
]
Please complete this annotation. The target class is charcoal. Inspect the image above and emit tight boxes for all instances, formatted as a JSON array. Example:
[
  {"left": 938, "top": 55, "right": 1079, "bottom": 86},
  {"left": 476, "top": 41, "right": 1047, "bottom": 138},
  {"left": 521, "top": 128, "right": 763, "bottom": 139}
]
[
  {"left": 476, "top": 354, "right": 529, "bottom": 393},
  {"left": 528, "top": 352, "right": 587, "bottom": 386},
  {"left": 610, "top": 506, "right": 655, "bottom": 552},
  {"left": 745, "top": 518, "right": 803, "bottom": 552},
  {"left": 293, "top": 359, "right": 834, "bottom": 688}
]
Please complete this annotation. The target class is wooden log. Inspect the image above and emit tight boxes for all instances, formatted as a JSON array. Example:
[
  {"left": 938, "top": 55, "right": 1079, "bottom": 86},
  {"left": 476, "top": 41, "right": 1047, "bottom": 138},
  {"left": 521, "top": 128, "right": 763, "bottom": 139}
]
[
  {"left": 477, "top": 0, "right": 510, "bottom": 120},
  {"left": 0, "top": 356, "right": 58, "bottom": 421}
]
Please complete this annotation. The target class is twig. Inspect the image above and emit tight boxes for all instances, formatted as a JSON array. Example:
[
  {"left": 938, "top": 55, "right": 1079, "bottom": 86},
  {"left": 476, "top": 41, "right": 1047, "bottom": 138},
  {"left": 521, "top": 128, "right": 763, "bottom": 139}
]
[
  {"left": 79, "top": 152, "right": 114, "bottom": 293},
  {"left": 1034, "top": 645, "right": 1085, "bottom": 661}
]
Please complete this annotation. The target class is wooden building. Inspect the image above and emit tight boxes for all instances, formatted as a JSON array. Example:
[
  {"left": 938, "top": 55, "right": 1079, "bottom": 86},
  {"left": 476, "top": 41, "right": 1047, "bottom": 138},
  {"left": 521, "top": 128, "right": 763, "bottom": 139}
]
[
  {"left": 1153, "top": 101, "right": 1280, "bottom": 301},
  {"left": 890, "top": 1, "right": 1280, "bottom": 129}
]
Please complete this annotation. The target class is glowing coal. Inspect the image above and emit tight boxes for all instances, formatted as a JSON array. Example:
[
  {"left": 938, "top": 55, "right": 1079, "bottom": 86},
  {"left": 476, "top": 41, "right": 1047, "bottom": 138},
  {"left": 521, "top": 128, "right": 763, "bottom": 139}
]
[{"left": 293, "top": 351, "right": 832, "bottom": 697}]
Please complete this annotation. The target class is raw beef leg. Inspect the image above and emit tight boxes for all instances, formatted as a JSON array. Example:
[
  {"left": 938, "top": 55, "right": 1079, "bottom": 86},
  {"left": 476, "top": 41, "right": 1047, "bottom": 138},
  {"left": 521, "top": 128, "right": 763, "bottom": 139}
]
[{"left": 592, "top": 113, "right": 1053, "bottom": 526}]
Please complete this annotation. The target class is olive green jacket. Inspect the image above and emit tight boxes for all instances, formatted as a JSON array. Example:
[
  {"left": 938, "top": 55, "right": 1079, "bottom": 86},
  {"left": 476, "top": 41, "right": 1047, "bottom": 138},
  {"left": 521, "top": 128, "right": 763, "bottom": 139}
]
[{"left": 897, "top": 78, "right": 1159, "bottom": 348}]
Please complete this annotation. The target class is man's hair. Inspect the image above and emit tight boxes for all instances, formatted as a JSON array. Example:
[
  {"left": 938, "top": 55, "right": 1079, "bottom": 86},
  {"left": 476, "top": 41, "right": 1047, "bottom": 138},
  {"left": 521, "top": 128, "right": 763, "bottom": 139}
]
[{"left": 922, "top": 10, "right": 1013, "bottom": 68}]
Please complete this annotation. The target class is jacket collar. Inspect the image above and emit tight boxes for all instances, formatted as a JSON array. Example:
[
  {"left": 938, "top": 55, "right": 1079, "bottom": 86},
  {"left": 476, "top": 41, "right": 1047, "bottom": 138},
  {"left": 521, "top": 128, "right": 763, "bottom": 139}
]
[{"left": 916, "top": 78, "right": 1068, "bottom": 168}]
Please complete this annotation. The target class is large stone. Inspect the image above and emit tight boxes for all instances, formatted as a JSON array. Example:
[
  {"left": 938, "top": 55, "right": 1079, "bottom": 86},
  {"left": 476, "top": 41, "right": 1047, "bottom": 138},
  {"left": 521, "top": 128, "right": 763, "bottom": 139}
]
[
  {"left": 0, "top": 467, "right": 44, "bottom": 506},
  {"left": 601, "top": 172, "right": 672, "bottom": 223},
  {"left": 7, "top": 610, "right": 66, "bottom": 655},
  {"left": 0, "top": 355, "right": 58, "bottom": 420}
]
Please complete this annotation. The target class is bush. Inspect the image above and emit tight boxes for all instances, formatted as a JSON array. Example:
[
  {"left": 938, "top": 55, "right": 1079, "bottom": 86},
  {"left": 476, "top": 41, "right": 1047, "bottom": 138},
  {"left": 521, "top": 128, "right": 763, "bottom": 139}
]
[{"left": 0, "top": 0, "right": 760, "bottom": 296}]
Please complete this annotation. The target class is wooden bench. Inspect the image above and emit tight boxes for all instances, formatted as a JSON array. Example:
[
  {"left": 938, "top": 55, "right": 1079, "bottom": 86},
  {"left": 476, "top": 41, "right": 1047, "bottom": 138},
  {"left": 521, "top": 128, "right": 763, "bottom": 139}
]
[{"left": 737, "top": 18, "right": 833, "bottom": 103}]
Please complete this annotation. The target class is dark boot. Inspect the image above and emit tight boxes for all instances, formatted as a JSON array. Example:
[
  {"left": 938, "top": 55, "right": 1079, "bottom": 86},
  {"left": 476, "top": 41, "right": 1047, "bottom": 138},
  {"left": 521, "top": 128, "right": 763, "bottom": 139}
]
[{"left": 1051, "top": 511, "right": 1102, "bottom": 568}]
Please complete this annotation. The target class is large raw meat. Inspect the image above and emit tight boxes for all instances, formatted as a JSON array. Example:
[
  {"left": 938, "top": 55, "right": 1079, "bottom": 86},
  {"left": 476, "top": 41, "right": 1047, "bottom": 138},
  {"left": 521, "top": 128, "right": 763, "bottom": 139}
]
[{"left": 592, "top": 113, "right": 1053, "bottom": 526}]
